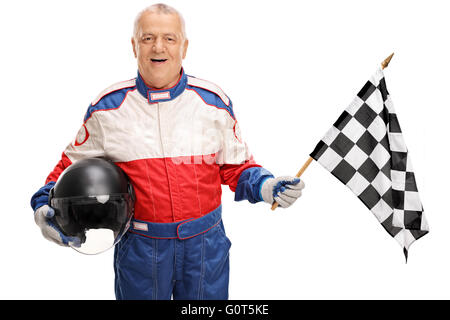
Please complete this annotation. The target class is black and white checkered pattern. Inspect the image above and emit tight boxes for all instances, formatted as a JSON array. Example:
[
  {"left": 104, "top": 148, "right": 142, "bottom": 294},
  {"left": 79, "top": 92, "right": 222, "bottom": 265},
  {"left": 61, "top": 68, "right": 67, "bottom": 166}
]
[{"left": 310, "top": 68, "right": 428, "bottom": 258}]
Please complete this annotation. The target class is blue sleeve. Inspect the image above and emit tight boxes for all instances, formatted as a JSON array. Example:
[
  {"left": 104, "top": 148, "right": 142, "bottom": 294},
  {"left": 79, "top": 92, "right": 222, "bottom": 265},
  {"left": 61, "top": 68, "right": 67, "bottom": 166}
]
[
  {"left": 234, "top": 167, "right": 274, "bottom": 203},
  {"left": 30, "top": 181, "right": 55, "bottom": 211}
]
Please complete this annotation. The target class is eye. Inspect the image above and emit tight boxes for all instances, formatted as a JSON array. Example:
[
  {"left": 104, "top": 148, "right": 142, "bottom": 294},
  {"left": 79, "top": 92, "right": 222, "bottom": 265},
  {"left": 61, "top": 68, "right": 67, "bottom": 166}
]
[{"left": 142, "top": 35, "right": 154, "bottom": 42}]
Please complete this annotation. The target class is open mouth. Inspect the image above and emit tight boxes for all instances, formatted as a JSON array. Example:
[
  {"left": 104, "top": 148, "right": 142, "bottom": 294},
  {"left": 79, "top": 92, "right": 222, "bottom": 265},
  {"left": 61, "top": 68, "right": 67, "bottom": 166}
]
[{"left": 151, "top": 58, "right": 167, "bottom": 63}]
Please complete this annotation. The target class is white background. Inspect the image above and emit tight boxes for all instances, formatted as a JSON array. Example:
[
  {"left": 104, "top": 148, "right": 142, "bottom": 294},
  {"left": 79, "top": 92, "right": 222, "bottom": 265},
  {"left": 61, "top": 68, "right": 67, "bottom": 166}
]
[{"left": 1, "top": 0, "right": 448, "bottom": 299}]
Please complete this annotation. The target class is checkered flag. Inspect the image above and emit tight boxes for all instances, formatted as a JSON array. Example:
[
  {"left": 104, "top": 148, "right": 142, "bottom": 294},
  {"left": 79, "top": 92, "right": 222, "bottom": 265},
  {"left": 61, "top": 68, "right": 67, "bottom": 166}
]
[{"left": 310, "top": 68, "right": 428, "bottom": 260}]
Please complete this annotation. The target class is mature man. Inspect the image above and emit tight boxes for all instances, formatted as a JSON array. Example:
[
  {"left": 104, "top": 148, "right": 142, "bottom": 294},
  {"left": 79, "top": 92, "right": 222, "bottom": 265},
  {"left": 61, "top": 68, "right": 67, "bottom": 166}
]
[{"left": 31, "top": 3, "right": 305, "bottom": 300}]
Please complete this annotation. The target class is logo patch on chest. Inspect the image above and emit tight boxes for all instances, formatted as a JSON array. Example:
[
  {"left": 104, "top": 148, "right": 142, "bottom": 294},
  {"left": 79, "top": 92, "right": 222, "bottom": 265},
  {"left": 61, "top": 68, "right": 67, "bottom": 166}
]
[{"left": 150, "top": 91, "right": 171, "bottom": 101}]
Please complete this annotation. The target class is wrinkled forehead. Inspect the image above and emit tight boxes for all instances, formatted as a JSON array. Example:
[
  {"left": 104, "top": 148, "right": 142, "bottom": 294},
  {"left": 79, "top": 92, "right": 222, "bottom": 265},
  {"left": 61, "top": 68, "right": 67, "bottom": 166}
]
[{"left": 135, "top": 11, "right": 185, "bottom": 38}]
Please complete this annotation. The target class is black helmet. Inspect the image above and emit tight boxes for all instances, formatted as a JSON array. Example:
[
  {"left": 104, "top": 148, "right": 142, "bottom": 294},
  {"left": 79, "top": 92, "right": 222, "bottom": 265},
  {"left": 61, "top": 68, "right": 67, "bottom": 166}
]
[{"left": 49, "top": 157, "right": 135, "bottom": 254}]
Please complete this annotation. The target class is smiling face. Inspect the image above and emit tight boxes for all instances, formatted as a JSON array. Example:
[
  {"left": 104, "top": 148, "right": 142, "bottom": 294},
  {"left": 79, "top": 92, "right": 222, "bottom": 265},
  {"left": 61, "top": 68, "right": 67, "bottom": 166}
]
[{"left": 132, "top": 11, "right": 188, "bottom": 89}]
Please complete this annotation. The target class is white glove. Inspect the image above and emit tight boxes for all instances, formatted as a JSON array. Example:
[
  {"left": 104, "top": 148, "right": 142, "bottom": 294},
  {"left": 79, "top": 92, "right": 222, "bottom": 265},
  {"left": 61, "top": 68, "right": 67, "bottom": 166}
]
[
  {"left": 34, "top": 205, "right": 81, "bottom": 247},
  {"left": 261, "top": 176, "right": 305, "bottom": 208}
]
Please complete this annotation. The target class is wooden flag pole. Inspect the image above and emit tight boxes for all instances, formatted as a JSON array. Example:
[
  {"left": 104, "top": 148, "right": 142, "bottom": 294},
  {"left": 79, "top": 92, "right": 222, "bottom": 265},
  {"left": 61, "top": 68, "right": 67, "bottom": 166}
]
[
  {"left": 271, "top": 53, "right": 394, "bottom": 211},
  {"left": 381, "top": 52, "right": 394, "bottom": 69}
]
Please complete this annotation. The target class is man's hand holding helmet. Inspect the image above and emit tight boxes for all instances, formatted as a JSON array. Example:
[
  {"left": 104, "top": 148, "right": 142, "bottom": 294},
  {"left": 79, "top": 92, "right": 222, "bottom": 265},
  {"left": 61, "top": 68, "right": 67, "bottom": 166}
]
[
  {"left": 33, "top": 158, "right": 135, "bottom": 254},
  {"left": 34, "top": 205, "right": 81, "bottom": 248}
]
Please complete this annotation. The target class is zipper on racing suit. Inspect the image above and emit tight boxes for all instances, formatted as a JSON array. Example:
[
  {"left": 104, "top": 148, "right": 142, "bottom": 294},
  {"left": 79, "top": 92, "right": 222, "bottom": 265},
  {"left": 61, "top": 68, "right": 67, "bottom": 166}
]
[{"left": 156, "top": 102, "right": 176, "bottom": 221}]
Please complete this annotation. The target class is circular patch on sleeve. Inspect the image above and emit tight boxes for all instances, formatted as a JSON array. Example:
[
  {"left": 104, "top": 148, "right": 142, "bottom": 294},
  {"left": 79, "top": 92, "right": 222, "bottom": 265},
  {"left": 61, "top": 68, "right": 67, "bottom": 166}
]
[
  {"left": 233, "top": 121, "right": 243, "bottom": 143},
  {"left": 74, "top": 124, "right": 90, "bottom": 146}
]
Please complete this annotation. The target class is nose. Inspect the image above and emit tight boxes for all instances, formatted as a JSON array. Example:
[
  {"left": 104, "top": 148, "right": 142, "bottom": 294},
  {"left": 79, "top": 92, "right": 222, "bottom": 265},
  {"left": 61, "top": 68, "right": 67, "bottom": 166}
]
[{"left": 152, "top": 37, "right": 165, "bottom": 53}]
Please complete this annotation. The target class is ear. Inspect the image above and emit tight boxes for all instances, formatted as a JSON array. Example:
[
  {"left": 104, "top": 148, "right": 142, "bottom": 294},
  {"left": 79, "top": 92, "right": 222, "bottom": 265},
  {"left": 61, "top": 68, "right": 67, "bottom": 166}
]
[
  {"left": 131, "top": 37, "right": 137, "bottom": 58},
  {"left": 182, "top": 39, "right": 189, "bottom": 59}
]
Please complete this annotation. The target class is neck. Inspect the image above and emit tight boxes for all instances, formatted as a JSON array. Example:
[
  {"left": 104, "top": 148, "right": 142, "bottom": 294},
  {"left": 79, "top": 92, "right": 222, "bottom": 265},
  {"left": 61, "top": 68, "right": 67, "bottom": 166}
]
[{"left": 141, "top": 70, "right": 182, "bottom": 90}]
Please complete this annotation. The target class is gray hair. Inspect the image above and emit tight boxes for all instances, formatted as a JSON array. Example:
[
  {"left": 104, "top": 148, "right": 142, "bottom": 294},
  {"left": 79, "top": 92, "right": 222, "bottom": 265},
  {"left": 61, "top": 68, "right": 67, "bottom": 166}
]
[{"left": 133, "top": 3, "right": 187, "bottom": 40}]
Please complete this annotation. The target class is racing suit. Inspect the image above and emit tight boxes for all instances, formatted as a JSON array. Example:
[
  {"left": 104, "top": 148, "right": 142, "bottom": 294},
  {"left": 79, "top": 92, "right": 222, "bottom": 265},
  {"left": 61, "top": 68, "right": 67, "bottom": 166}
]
[{"left": 31, "top": 69, "right": 274, "bottom": 299}]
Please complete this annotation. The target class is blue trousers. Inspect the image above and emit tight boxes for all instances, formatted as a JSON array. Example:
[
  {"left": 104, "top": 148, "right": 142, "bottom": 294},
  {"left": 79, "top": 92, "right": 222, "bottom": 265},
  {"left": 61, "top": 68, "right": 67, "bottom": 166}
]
[{"left": 113, "top": 206, "right": 231, "bottom": 300}]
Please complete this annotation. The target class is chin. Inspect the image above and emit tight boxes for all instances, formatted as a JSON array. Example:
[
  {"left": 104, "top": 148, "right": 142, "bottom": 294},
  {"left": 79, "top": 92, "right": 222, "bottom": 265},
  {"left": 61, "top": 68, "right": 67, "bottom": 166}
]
[{"left": 141, "top": 68, "right": 180, "bottom": 89}]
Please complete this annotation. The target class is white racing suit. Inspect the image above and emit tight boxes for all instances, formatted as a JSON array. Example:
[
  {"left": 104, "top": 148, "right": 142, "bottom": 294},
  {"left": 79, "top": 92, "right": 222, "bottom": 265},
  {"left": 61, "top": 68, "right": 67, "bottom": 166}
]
[{"left": 31, "top": 69, "right": 274, "bottom": 299}]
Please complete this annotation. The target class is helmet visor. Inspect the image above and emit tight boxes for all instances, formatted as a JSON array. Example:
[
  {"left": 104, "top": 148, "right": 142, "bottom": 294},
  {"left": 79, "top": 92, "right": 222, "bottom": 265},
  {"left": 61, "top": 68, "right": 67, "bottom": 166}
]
[{"left": 50, "top": 194, "right": 133, "bottom": 255}]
